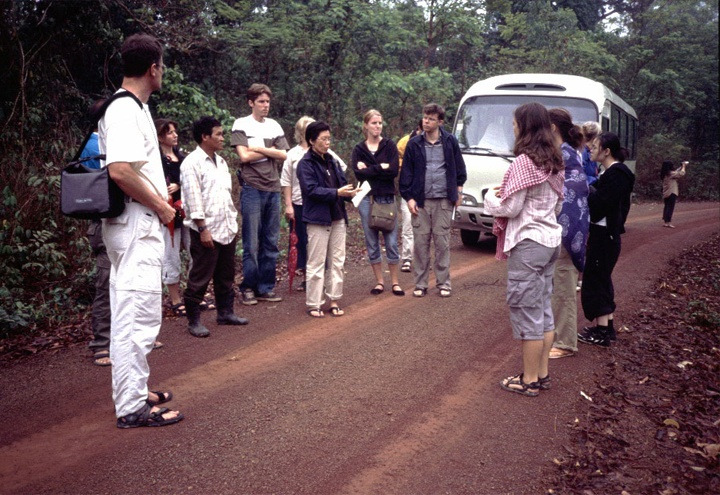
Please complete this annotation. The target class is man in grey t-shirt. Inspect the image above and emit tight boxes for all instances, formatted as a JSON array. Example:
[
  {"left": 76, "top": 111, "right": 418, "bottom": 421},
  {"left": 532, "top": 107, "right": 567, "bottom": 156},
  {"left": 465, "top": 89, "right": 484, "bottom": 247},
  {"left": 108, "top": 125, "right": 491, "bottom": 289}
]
[{"left": 231, "top": 83, "right": 289, "bottom": 305}]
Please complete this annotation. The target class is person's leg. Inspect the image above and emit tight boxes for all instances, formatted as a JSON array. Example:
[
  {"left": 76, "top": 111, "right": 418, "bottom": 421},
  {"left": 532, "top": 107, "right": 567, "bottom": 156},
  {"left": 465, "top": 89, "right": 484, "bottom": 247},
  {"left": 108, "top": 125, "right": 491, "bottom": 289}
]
[
  {"left": 412, "top": 205, "right": 432, "bottom": 290},
  {"left": 213, "top": 238, "right": 248, "bottom": 325},
  {"left": 399, "top": 197, "right": 414, "bottom": 265},
  {"left": 88, "top": 223, "right": 111, "bottom": 356},
  {"left": 538, "top": 246, "right": 559, "bottom": 378},
  {"left": 325, "top": 220, "right": 347, "bottom": 311},
  {"left": 184, "top": 229, "right": 218, "bottom": 337},
  {"left": 240, "top": 185, "right": 261, "bottom": 293},
  {"left": 293, "top": 204, "right": 308, "bottom": 278},
  {"left": 306, "top": 223, "right": 330, "bottom": 311},
  {"left": 358, "top": 195, "right": 383, "bottom": 266},
  {"left": 162, "top": 225, "right": 183, "bottom": 307},
  {"left": 550, "top": 248, "right": 579, "bottom": 352},
  {"left": 429, "top": 199, "right": 453, "bottom": 290},
  {"left": 257, "top": 191, "right": 281, "bottom": 296},
  {"left": 663, "top": 194, "right": 677, "bottom": 225},
  {"left": 103, "top": 204, "right": 173, "bottom": 419}
]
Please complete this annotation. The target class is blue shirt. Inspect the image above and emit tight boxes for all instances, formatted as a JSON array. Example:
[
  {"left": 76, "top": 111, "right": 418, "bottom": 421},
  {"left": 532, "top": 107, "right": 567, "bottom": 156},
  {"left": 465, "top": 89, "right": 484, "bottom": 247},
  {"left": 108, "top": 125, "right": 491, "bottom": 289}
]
[{"left": 79, "top": 132, "right": 101, "bottom": 169}]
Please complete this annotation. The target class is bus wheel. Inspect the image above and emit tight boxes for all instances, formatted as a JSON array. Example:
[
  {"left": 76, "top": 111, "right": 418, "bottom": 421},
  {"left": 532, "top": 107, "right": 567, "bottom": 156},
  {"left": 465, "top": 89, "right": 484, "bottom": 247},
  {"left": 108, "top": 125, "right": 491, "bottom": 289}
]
[{"left": 460, "top": 229, "right": 480, "bottom": 246}]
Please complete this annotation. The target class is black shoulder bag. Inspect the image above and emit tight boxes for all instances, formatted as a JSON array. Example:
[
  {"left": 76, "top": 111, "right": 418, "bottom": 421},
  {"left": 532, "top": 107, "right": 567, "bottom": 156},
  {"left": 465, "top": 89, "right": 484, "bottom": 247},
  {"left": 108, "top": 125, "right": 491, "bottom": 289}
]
[{"left": 61, "top": 91, "right": 143, "bottom": 219}]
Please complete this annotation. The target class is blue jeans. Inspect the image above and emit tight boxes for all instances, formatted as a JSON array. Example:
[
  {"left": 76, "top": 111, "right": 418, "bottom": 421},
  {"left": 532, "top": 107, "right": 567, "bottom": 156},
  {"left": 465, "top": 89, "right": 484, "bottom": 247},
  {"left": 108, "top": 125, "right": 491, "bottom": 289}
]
[
  {"left": 358, "top": 195, "right": 400, "bottom": 265},
  {"left": 240, "top": 186, "right": 280, "bottom": 294}
]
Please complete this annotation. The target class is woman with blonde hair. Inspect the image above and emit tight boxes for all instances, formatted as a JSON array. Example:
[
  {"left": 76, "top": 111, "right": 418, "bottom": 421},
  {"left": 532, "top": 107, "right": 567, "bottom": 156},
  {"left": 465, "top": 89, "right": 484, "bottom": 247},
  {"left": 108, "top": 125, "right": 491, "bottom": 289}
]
[
  {"left": 581, "top": 121, "right": 601, "bottom": 186},
  {"left": 350, "top": 109, "right": 403, "bottom": 296}
]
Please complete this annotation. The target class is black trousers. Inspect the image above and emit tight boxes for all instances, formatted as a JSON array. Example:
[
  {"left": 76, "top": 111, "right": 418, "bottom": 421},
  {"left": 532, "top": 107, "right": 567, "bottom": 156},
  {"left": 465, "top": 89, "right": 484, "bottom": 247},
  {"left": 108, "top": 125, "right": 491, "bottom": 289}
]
[
  {"left": 581, "top": 224, "right": 621, "bottom": 321},
  {"left": 663, "top": 194, "right": 677, "bottom": 223},
  {"left": 184, "top": 229, "right": 237, "bottom": 307}
]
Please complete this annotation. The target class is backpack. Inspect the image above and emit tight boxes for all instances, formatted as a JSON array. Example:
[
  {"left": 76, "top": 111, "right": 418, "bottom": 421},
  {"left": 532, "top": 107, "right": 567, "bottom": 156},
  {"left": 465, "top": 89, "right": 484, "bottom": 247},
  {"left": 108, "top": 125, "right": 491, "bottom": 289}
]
[{"left": 61, "top": 91, "right": 143, "bottom": 219}]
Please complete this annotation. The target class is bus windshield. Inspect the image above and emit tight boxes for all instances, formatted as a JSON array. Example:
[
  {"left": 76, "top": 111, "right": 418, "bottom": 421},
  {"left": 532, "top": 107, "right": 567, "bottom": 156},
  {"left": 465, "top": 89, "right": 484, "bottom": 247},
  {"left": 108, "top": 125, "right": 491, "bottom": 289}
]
[{"left": 454, "top": 95, "right": 598, "bottom": 154}]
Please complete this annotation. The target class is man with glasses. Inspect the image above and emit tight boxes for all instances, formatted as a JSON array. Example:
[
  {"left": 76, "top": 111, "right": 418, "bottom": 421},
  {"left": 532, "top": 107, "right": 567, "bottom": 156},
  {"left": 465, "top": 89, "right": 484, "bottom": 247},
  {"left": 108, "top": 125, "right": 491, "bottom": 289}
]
[{"left": 399, "top": 103, "right": 467, "bottom": 298}]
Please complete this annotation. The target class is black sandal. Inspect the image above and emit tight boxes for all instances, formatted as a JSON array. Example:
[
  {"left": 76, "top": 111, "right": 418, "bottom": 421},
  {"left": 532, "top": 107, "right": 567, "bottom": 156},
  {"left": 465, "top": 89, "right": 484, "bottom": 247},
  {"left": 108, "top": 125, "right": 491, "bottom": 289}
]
[
  {"left": 306, "top": 308, "right": 324, "bottom": 318},
  {"left": 170, "top": 303, "right": 186, "bottom": 316},
  {"left": 370, "top": 283, "right": 385, "bottom": 295},
  {"left": 500, "top": 373, "right": 540, "bottom": 397},
  {"left": 412, "top": 287, "right": 427, "bottom": 298},
  {"left": 147, "top": 390, "right": 173, "bottom": 406},
  {"left": 329, "top": 306, "right": 345, "bottom": 317},
  {"left": 116, "top": 403, "right": 184, "bottom": 429},
  {"left": 538, "top": 375, "right": 551, "bottom": 390},
  {"left": 391, "top": 284, "right": 405, "bottom": 296}
]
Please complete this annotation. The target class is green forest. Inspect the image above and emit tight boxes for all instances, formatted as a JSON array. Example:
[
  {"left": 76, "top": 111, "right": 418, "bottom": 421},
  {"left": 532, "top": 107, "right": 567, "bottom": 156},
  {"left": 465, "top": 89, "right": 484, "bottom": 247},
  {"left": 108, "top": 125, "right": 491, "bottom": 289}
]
[{"left": 0, "top": 0, "right": 718, "bottom": 335}]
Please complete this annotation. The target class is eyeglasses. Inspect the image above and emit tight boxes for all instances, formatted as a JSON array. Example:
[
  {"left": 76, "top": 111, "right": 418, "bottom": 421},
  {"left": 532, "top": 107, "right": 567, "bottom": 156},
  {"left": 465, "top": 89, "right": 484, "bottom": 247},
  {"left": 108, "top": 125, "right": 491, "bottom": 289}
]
[{"left": 317, "top": 136, "right": 332, "bottom": 143}]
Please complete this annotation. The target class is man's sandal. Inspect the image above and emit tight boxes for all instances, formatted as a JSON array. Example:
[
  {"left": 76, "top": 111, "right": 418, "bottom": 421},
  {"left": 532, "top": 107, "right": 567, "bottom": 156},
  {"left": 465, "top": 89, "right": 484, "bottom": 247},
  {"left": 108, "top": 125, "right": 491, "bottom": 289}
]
[
  {"left": 500, "top": 373, "right": 540, "bottom": 397},
  {"left": 538, "top": 375, "right": 551, "bottom": 390},
  {"left": 116, "top": 402, "right": 184, "bottom": 429},
  {"left": 439, "top": 288, "right": 451, "bottom": 298},
  {"left": 413, "top": 287, "right": 427, "bottom": 298},
  {"left": 147, "top": 390, "right": 173, "bottom": 406},
  {"left": 549, "top": 348, "right": 575, "bottom": 359},
  {"left": 93, "top": 350, "right": 111, "bottom": 367}
]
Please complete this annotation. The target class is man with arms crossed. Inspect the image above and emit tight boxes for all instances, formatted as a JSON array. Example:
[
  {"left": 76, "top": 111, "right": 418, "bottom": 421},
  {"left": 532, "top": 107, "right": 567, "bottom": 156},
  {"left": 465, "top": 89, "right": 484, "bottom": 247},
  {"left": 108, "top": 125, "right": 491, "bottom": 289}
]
[
  {"left": 181, "top": 116, "right": 249, "bottom": 338},
  {"left": 399, "top": 103, "right": 467, "bottom": 298},
  {"left": 100, "top": 33, "right": 182, "bottom": 428},
  {"left": 231, "top": 84, "right": 289, "bottom": 305}
]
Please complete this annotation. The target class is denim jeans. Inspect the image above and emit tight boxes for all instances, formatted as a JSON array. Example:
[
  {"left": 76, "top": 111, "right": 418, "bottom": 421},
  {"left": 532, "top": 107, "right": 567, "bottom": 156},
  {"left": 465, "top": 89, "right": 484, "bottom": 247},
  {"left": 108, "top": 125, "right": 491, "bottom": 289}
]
[
  {"left": 240, "top": 185, "right": 280, "bottom": 295},
  {"left": 357, "top": 194, "right": 400, "bottom": 265}
]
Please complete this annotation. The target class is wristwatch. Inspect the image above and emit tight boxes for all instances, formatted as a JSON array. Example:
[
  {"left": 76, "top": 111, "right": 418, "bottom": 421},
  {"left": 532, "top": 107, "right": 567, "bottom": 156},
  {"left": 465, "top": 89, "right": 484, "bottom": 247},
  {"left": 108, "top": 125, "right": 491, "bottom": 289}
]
[{"left": 198, "top": 225, "right": 207, "bottom": 233}]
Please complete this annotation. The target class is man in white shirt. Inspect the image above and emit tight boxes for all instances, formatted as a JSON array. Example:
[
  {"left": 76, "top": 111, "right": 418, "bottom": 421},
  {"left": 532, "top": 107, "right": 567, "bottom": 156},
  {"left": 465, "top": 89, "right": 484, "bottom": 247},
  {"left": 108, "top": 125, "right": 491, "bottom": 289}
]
[
  {"left": 181, "top": 116, "right": 249, "bottom": 337},
  {"left": 231, "top": 84, "right": 289, "bottom": 305},
  {"left": 100, "top": 33, "right": 182, "bottom": 428}
]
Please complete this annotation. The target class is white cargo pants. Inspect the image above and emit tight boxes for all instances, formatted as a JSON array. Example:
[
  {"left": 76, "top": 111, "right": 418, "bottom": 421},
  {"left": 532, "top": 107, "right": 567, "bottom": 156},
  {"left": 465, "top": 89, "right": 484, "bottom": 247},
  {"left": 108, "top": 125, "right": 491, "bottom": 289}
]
[{"left": 103, "top": 202, "right": 164, "bottom": 418}]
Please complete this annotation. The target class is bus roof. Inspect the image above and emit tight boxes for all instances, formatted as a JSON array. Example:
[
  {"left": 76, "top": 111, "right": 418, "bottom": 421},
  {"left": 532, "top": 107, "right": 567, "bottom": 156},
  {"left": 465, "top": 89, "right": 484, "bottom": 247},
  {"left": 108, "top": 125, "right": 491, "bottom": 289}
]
[{"left": 461, "top": 73, "right": 637, "bottom": 119}]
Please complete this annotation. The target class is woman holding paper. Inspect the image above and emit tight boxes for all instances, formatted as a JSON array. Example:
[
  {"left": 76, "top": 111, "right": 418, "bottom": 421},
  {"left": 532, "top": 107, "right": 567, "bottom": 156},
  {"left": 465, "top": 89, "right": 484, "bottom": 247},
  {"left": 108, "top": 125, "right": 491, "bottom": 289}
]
[{"left": 350, "top": 109, "right": 403, "bottom": 296}]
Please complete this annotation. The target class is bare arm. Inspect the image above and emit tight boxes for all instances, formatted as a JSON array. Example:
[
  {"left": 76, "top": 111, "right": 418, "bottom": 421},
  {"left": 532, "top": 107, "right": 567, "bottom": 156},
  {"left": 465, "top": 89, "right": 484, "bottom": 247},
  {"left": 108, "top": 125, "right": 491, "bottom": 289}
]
[{"left": 107, "top": 162, "right": 175, "bottom": 224}]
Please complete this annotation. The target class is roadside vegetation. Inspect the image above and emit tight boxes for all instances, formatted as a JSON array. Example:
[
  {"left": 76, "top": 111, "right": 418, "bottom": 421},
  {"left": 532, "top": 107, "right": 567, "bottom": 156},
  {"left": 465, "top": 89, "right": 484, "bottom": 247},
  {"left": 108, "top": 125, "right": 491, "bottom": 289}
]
[{"left": 0, "top": 0, "right": 717, "bottom": 339}]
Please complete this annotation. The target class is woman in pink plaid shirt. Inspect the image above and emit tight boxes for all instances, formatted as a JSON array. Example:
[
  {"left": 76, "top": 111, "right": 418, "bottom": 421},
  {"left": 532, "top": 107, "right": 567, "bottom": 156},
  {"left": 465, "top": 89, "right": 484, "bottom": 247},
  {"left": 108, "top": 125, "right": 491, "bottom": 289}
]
[{"left": 484, "top": 102, "right": 565, "bottom": 397}]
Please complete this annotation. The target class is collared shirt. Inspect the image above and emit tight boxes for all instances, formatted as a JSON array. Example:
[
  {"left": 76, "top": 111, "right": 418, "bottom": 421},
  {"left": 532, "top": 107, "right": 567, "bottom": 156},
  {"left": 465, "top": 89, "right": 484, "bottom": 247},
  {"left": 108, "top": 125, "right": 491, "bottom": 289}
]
[
  {"left": 484, "top": 180, "right": 563, "bottom": 253},
  {"left": 423, "top": 136, "right": 447, "bottom": 198},
  {"left": 180, "top": 147, "right": 238, "bottom": 245}
]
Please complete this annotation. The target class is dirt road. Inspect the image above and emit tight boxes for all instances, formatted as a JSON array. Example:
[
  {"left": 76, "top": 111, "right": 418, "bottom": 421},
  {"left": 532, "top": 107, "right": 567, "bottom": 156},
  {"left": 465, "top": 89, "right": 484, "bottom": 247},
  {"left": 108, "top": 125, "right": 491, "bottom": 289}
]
[{"left": 1, "top": 202, "right": 717, "bottom": 495}]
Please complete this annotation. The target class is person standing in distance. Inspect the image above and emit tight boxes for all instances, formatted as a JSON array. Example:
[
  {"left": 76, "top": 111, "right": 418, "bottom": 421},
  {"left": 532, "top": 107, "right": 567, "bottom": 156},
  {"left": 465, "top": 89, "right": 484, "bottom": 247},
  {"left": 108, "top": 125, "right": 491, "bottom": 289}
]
[
  {"left": 231, "top": 84, "right": 289, "bottom": 306},
  {"left": 399, "top": 103, "right": 467, "bottom": 298},
  {"left": 99, "top": 33, "right": 182, "bottom": 428}
]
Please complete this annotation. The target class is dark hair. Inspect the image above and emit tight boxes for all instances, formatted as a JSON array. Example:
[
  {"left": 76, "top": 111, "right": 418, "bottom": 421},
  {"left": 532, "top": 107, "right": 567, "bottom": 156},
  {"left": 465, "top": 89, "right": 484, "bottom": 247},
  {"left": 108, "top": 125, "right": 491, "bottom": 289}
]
[
  {"left": 513, "top": 102, "right": 563, "bottom": 174},
  {"left": 305, "top": 121, "right": 331, "bottom": 145},
  {"left": 660, "top": 160, "right": 675, "bottom": 180},
  {"left": 88, "top": 99, "right": 107, "bottom": 122},
  {"left": 154, "top": 118, "right": 179, "bottom": 138},
  {"left": 596, "top": 132, "right": 627, "bottom": 163},
  {"left": 247, "top": 83, "right": 272, "bottom": 102},
  {"left": 423, "top": 103, "right": 445, "bottom": 122},
  {"left": 121, "top": 33, "right": 163, "bottom": 77},
  {"left": 548, "top": 108, "right": 583, "bottom": 149},
  {"left": 192, "top": 116, "right": 222, "bottom": 144},
  {"left": 410, "top": 118, "right": 423, "bottom": 138}
]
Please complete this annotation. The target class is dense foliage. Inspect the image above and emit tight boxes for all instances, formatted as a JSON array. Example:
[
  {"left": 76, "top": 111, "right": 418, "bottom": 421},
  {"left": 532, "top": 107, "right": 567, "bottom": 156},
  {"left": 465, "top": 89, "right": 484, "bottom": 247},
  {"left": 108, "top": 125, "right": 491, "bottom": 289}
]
[{"left": 0, "top": 0, "right": 717, "bottom": 335}]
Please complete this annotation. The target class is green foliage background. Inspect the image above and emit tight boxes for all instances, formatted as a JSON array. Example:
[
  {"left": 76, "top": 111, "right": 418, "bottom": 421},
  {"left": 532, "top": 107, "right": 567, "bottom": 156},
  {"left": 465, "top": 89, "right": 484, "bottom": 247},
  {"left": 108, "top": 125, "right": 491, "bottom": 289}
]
[{"left": 0, "top": 0, "right": 717, "bottom": 335}]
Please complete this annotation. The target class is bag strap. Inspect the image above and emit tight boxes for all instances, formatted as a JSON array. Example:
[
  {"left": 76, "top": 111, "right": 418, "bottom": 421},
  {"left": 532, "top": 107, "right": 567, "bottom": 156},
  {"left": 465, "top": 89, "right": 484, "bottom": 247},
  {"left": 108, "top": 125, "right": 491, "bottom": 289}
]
[{"left": 71, "top": 91, "right": 144, "bottom": 162}]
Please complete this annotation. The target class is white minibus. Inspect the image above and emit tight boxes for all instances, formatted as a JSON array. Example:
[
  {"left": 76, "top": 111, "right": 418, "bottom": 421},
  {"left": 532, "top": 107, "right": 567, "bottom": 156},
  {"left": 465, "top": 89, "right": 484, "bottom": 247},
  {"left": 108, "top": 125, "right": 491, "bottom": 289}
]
[{"left": 452, "top": 73, "right": 638, "bottom": 245}]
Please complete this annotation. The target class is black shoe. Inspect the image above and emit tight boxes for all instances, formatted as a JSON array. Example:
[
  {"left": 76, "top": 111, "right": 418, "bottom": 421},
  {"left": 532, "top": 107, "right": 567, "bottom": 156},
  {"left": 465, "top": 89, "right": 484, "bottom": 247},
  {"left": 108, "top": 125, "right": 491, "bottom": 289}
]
[
  {"left": 217, "top": 313, "right": 249, "bottom": 325},
  {"left": 578, "top": 326, "right": 610, "bottom": 347},
  {"left": 188, "top": 322, "right": 210, "bottom": 338},
  {"left": 256, "top": 291, "right": 282, "bottom": 302},
  {"left": 241, "top": 289, "right": 258, "bottom": 306}
]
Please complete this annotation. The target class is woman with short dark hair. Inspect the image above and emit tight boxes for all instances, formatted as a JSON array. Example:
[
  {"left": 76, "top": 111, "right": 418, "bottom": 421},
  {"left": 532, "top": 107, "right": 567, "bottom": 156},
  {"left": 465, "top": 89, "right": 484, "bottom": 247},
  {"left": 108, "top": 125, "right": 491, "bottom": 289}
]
[{"left": 297, "top": 122, "right": 357, "bottom": 318}]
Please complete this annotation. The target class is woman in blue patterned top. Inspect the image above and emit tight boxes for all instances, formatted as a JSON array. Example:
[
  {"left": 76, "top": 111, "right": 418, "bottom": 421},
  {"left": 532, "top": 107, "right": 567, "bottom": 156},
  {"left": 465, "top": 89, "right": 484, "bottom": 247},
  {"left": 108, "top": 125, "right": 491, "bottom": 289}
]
[{"left": 548, "top": 108, "right": 589, "bottom": 359}]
